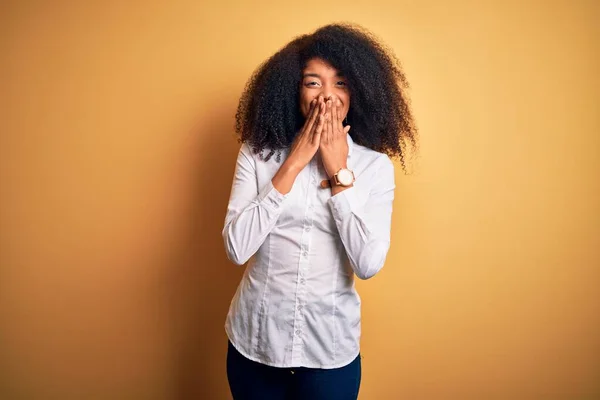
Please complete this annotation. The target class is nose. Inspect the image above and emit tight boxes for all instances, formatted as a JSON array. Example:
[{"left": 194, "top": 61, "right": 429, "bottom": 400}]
[
  {"left": 319, "top": 90, "right": 336, "bottom": 102},
  {"left": 319, "top": 84, "right": 336, "bottom": 101}
]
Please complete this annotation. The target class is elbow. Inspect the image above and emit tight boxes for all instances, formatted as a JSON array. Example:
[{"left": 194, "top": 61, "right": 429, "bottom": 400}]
[
  {"left": 222, "top": 228, "right": 249, "bottom": 266},
  {"left": 225, "top": 248, "right": 247, "bottom": 266},
  {"left": 224, "top": 241, "right": 249, "bottom": 266},
  {"left": 353, "top": 241, "right": 390, "bottom": 280},
  {"left": 354, "top": 262, "right": 383, "bottom": 280},
  {"left": 355, "top": 270, "right": 376, "bottom": 280}
]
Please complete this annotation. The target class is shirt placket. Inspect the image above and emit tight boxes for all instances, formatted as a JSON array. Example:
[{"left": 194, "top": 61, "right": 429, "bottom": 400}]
[{"left": 290, "top": 157, "right": 318, "bottom": 364}]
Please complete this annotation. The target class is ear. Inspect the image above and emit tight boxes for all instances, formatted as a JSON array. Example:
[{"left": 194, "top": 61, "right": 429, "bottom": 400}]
[{"left": 343, "top": 125, "right": 351, "bottom": 134}]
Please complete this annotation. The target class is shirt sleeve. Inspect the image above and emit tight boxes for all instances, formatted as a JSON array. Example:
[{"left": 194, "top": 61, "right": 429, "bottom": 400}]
[
  {"left": 222, "top": 143, "right": 288, "bottom": 265},
  {"left": 327, "top": 154, "right": 395, "bottom": 279}
]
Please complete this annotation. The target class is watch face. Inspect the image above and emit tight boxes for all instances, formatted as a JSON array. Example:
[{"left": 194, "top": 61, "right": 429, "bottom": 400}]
[{"left": 337, "top": 169, "right": 354, "bottom": 185}]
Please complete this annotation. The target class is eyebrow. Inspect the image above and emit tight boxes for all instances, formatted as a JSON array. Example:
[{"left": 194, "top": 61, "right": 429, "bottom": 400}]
[{"left": 303, "top": 72, "right": 345, "bottom": 78}]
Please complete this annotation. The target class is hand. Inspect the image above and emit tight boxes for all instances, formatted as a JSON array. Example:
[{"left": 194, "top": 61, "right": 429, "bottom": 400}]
[
  {"left": 319, "top": 96, "right": 351, "bottom": 179},
  {"left": 284, "top": 96, "right": 326, "bottom": 171},
  {"left": 272, "top": 96, "right": 325, "bottom": 195}
]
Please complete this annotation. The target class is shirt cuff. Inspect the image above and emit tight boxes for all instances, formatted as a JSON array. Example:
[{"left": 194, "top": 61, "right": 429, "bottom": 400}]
[
  {"left": 328, "top": 186, "right": 367, "bottom": 220},
  {"left": 256, "top": 180, "right": 288, "bottom": 212}
]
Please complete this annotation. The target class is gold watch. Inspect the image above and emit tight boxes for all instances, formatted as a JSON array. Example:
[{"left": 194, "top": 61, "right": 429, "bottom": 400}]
[{"left": 331, "top": 168, "right": 355, "bottom": 187}]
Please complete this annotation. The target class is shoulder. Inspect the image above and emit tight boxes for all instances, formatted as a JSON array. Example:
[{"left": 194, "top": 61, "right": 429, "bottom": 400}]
[
  {"left": 237, "top": 142, "right": 258, "bottom": 164},
  {"left": 239, "top": 142, "right": 288, "bottom": 167},
  {"left": 239, "top": 142, "right": 253, "bottom": 157}
]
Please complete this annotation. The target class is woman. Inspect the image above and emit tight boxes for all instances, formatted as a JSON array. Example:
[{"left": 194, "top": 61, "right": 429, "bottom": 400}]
[{"left": 222, "top": 23, "right": 417, "bottom": 400}]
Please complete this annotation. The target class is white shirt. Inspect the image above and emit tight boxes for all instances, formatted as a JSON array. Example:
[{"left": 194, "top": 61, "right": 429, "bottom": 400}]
[{"left": 222, "top": 133, "right": 395, "bottom": 369}]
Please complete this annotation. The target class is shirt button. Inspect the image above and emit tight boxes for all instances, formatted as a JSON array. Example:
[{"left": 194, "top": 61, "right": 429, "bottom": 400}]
[
  {"left": 300, "top": 278, "right": 306, "bottom": 284},
  {"left": 304, "top": 226, "right": 311, "bottom": 232},
  {"left": 297, "top": 305, "right": 303, "bottom": 310},
  {"left": 295, "top": 329, "right": 301, "bottom": 335}
]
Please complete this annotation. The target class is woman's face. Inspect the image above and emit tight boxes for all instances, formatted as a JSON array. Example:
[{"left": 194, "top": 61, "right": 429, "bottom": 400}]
[{"left": 299, "top": 58, "right": 350, "bottom": 120}]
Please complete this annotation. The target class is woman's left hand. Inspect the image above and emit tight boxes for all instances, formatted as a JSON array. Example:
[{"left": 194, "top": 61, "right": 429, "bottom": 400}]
[{"left": 319, "top": 96, "right": 351, "bottom": 179}]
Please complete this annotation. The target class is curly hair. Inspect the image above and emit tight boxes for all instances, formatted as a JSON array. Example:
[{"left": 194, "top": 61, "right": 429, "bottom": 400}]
[{"left": 235, "top": 23, "right": 418, "bottom": 172}]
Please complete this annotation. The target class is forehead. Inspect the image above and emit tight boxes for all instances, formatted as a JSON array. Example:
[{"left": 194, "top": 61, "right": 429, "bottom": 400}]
[{"left": 302, "top": 58, "right": 340, "bottom": 76}]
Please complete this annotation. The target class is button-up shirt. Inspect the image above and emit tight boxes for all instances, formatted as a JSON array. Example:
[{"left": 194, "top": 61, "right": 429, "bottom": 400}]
[{"left": 222, "top": 133, "right": 395, "bottom": 369}]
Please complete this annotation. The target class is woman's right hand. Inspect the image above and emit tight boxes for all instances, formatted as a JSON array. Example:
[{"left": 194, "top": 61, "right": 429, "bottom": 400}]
[
  {"left": 272, "top": 96, "right": 325, "bottom": 194},
  {"left": 285, "top": 96, "right": 325, "bottom": 170}
]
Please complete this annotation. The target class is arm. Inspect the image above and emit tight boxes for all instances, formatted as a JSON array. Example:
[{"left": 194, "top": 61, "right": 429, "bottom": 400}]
[
  {"left": 222, "top": 144, "right": 290, "bottom": 266},
  {"left": 223, "top": 97, "right": 323, "bottom": 265},
  {"left": 327, "top": 154, "right": 396, "bottom": 279}
]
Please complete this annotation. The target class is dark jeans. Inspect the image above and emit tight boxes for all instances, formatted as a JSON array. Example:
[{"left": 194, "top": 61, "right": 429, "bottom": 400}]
[{"left": 226, "top": 340, "right": 361, "bottom": 400}]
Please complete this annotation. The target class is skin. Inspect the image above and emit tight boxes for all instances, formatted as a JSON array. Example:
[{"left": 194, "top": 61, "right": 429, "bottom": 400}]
[{"left": 272, "top": 58, "right": 353, "bottom": 196}]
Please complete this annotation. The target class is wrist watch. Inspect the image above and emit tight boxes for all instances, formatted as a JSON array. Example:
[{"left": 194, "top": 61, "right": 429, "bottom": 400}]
[{"left": 331, "top": 168, "right": 355, "bottom": 187}]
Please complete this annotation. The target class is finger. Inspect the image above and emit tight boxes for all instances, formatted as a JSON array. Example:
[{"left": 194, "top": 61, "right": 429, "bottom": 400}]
[
  {"left": 313, "top": 99, "right": 326, "bottom": 142},
  {"left": 311, "top": 99, "right": 323, "bottom": 129},
  {"left": 327, "top": 99, "right": 334, "bottom": 141},
  {"left": 308, "top": 97, "right": 317, "bottom": 115},
  {"left": 305, "top": 98, "right": 318, "bottom": 128},
  {"left": 310, "top": 97, "right": 320, "bottom": 121},
  {"left": 332, "top": 97, "right": 341, "bottom": 137},
  {"left": 302, "top": 98, "right": 319, "bottom": 136},
  {"left": 324, "top": 111, "right": 332, "bottom": 145},
  {"left": 318, "top": 96, "right": 325, "bottom": 118},
  {"left": 331, "top": 97, "right": 337, "bottom": 133},
  {"left": 312, "top": 99, "right": 325, "bottom": 144},
  {"left": 312, "top": 113, "right": 325, "bottom": 145},
  {"left": 336, "top": 99, "right": 344, "bottom": 131},
  {"left": 307, "top": 97, "right": 323, "bottom": 138}
]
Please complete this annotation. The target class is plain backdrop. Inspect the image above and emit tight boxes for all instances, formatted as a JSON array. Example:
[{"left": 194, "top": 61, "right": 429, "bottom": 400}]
[{"left": 1, "top": 0, "right": 599, "bottom": 399}]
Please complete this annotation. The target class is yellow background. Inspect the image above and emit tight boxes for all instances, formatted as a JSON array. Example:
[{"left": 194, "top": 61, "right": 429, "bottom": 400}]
[{"left": 1, "top": 0, "right": 598, "bottom": 399}]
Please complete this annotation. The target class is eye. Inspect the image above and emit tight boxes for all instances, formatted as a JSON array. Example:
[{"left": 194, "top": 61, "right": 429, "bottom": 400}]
[
  {"left": 336, "top": 81, "right": 347, "bottom": 87},
  {"left": 305, "top": 81, "right": 321, "bottom": 87}
]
